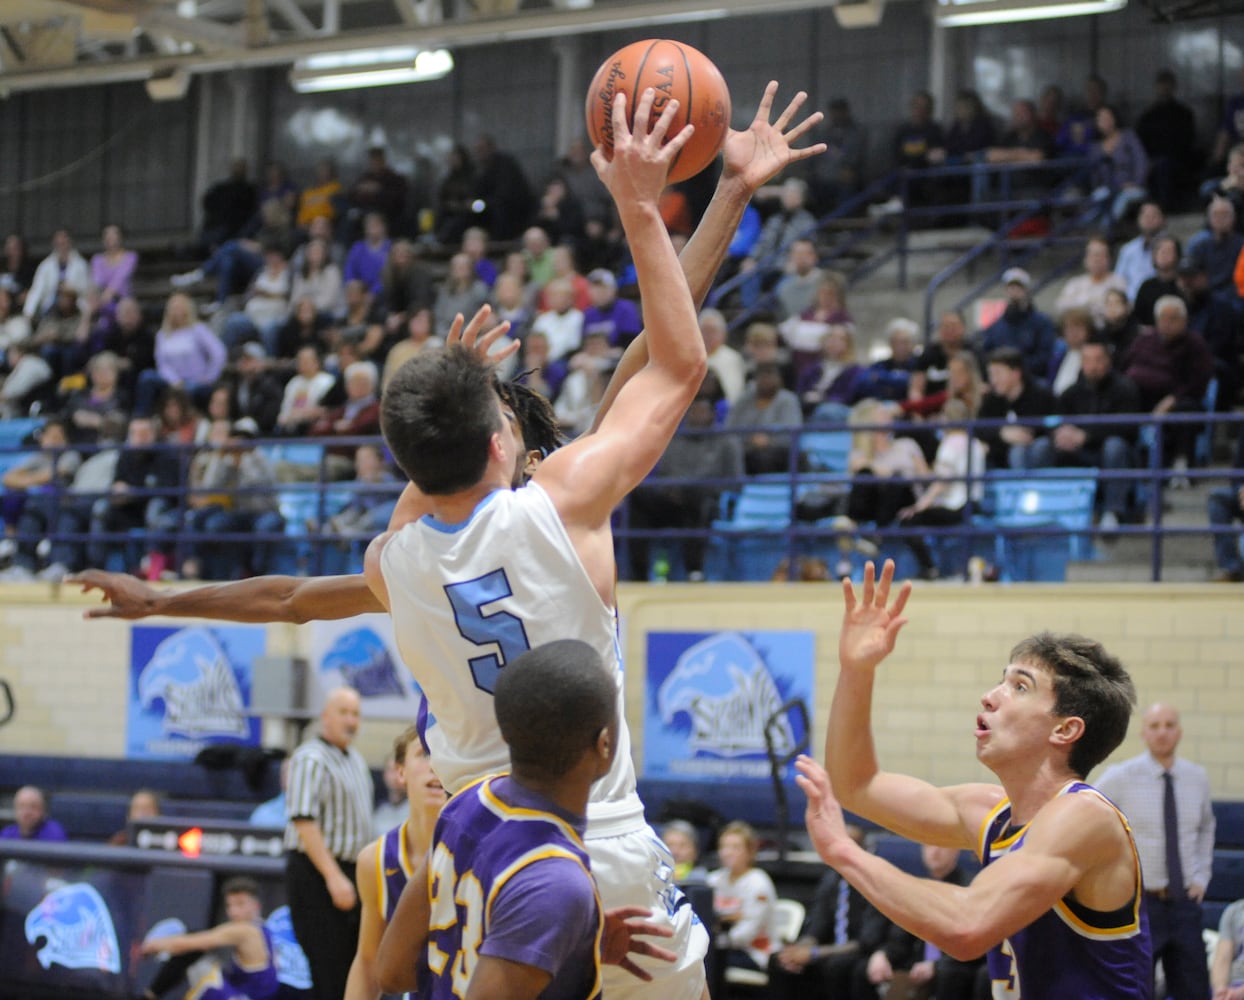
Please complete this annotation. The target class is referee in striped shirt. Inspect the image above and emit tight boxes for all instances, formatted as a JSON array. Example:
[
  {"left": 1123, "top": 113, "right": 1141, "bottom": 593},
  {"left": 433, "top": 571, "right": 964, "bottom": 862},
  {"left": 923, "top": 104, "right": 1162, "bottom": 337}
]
[{"left": 285, "top": 686, "right": 374, "bottom": 1000}]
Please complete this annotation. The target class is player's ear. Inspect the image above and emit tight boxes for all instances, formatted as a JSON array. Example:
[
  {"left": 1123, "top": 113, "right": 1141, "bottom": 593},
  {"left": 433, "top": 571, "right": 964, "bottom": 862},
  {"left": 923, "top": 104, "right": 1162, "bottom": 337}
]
[
  {"left": 595, "top": 727, "right": 613, "bottom": 764},
  {"left": 1051, "top": 715, "right": 1085, "bottom": 748},
  {"left": 522, "top": 450, "right": 542, "bottom": 480}
]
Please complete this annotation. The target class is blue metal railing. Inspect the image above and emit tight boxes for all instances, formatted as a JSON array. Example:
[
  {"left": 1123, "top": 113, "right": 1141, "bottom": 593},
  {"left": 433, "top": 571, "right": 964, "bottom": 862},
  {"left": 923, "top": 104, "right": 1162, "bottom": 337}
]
[
  {"left": 3, "top": 411, "right": 1236, "bottom": 585},
  {"left": 708, "top": 157, "right": 1098, "bottom": 336}
]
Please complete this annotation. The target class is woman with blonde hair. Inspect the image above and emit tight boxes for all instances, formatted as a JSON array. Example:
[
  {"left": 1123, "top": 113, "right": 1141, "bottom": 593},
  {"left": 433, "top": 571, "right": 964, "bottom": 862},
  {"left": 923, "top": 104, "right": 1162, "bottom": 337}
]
[
  {"left": 845, "top": 399, "right": 929, "bottom": 527},
  {"left": 796, "top": 323, "right": 869, "bottom": 417},
  {"left": 134, "top": 292, "right": 226, "bottom": 416}
]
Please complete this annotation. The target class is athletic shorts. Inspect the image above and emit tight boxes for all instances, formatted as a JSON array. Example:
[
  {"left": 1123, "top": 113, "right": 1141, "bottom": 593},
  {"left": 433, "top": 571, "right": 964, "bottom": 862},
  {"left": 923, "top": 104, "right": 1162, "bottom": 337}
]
[{"left": 586, "top": 798, "right": 708, "bottom": 1000}]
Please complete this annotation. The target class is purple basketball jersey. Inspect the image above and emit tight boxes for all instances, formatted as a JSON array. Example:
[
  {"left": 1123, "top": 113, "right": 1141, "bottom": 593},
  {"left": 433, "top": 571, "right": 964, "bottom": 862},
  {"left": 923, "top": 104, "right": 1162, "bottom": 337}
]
[
  {"left": 980, "top": 781, "right": 1152, "bottom": 999},
  {"left": 418, "top": 775, "right": 602, "bottom": 1000},
  {"left": 378, "top": 820, "right": 416, "bottom": 924},
  {"left": 197, "top": 924, "right": 279, "bottom": 1000}
]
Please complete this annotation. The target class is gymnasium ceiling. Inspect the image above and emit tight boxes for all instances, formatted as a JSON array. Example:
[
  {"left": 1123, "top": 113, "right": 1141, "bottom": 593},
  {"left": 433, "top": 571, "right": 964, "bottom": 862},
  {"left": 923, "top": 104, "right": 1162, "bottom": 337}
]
[{"left": 0, "top": 0, "right": 850, "bottom": 93}]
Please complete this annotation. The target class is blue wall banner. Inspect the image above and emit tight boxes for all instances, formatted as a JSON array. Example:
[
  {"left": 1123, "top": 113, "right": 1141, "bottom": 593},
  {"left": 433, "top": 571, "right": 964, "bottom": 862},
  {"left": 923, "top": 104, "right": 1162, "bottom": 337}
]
[
  {"left": 644, "top": 630, "right": 815, "bottom": 782},
  {"left": 126, "top": 625, "right": 264, "bottom": 760},
  {"left": 310, "top": 615, "right": 424, "bottom": 721}
]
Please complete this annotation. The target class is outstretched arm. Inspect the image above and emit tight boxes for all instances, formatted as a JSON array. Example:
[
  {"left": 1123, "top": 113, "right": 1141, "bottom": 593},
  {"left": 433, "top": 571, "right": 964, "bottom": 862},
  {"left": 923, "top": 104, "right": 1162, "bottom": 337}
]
[
  {"left": 537, "top": 87, "right": 702, "bottom": 529},
  {"left": 70, "top": 570, "right": 383, "bottom": 623},
  {"left": 589, "top": 81, "right": 826, "bottom": 435},
  {"left": 140, "top": 921, "right": 252, "bottom": 957},
  {"left": 797, "top": 756, "right": 1133, "bottom": 961},
  {"left": 345, "top": 839, "right": 386, "bottom": 1000},
  {"left": 825, "top": 561, "right": 999, "bottom": 848}
]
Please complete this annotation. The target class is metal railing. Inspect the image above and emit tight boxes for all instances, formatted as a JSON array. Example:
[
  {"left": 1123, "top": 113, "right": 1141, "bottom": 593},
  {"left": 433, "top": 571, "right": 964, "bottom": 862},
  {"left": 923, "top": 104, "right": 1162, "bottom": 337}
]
[{"left": 2, "top": 410, "right": 1238, "bottom": 585}]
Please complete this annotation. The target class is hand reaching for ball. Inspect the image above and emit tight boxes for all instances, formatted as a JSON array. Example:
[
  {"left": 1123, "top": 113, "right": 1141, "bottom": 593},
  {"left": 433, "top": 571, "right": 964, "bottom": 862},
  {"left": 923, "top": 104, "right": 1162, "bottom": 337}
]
[
  {"left": 591, "top": 87, "right": 695, "bottom": 210},
  {"left": 723, "top": 81, "right": 828, "bottom": 194}
]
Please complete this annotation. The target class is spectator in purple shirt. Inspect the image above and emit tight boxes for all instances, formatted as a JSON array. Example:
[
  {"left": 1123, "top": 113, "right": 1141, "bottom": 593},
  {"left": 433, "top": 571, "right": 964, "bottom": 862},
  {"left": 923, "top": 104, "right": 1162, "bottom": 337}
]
[
  {"left": 1090, "top": 105, "right": 1150, "bottom": 223},
  {"left": 343, "top": 213, "right": 392, "bottom": 296},
  {"left": 134, "top": 292, "right": 227, "bottom": 416},
  {"left": 580, "top": 269, "right": 641, "bottom": 349},
  {"left": 1, "top": 786, "right": 68, "bottom": 842},
  {"left": 88, "top": 223, "right": 138, "bottom": 330}
]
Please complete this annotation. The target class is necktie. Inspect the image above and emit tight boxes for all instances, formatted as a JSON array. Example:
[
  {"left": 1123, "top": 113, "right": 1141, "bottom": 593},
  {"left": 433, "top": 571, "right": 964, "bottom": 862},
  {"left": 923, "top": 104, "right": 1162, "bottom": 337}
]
[
  {"left": 1163, "top": 770, "right": 1185, "bottom": 895},
  {"left": 833, "top": 877, "right": 850, "bottom": 944}
]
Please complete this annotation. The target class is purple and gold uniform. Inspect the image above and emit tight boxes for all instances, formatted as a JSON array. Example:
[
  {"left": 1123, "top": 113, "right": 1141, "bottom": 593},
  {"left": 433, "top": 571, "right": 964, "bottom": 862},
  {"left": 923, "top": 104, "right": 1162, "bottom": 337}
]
[
  {"left": 188, "top": 924, "right": 280, "bottom": 1000},
  {"left": 377, "top": 820, "right": 418, "bottom": 923},
  {"left": 419, "top": 775, "right": 602, "bottom": 1000},
  {"left": 979, "top": 781, "right": 1152, "bottom": 999}
]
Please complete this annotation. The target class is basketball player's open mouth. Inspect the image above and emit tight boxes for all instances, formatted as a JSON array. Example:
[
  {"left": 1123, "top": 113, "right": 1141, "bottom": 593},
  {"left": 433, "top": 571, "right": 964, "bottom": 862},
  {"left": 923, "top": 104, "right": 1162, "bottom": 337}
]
[{"left": 975, "top": 715, "right": 990, "bottom": 737}]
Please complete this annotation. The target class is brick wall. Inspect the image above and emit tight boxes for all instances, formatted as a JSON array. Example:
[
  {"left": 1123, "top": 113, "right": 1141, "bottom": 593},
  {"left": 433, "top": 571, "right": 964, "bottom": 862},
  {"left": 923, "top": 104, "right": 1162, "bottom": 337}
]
[{"left": 1, "top": 582, "right": 1241, "bottom": 791}]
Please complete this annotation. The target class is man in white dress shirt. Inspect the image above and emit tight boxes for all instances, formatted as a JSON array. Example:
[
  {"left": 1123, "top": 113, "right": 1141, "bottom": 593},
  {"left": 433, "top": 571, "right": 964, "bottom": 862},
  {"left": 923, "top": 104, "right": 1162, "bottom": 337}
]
[{"left": 1097, "top": 702, "right": 1215, "bottom": 1000}]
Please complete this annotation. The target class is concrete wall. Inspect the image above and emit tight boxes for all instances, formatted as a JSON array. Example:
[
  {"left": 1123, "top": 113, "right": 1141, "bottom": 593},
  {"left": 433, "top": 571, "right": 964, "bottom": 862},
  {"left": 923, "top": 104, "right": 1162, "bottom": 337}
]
[{"left": 2, "top": 581, "right": 1241, "bottom": 794}]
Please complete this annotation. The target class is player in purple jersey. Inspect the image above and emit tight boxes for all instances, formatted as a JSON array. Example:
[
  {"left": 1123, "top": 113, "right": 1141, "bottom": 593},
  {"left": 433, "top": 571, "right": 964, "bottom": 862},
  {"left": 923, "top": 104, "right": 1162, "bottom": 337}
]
[
  {"left": 347, "top": 725, "right": 447, "bottom": 1000},
  {"left": 375, "top": 639, "right": 676, "bottom": 1000},
  {"left": 139, "top": 877, "right": 280, "bottom": 1000},
  {"left": 795, "top": 560, "right": 1151, "bottom": 1000}
]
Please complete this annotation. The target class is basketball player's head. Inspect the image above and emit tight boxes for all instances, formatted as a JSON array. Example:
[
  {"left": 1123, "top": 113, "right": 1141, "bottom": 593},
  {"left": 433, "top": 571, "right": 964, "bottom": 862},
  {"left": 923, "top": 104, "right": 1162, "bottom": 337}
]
[
  {"left": 222, "top": 877, "right": 263, "bottom": 923},
  {"left": 494, "top": 639, "right": 617, "bottom": 785},
  {"left": 394, "top": 724, "right": 445, "bottom": 813},
  {"left": 382, "top": 346, "right": 517, "bottom": 495},
  {"left": 497, "top": 377, "right": 564, "bottom": 484},
  {"left": 1008, "top": 632, "right": 1136, "bottom": 778}
]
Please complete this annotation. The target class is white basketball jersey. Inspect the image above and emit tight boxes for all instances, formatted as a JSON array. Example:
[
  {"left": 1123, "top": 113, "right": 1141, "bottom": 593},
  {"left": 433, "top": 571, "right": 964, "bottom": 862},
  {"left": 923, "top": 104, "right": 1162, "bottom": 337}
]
[{"left": 379, "top": 481, "right": 637, "bottom": 810}]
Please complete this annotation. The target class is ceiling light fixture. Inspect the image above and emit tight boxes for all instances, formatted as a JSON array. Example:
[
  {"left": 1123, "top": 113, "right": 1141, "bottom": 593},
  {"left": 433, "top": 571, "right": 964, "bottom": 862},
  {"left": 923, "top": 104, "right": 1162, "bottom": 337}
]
[
  {"left": 288, "top": 46, "right": 453, "bottom": 93},
  {"left": 935, "top": 0, "right": 1125, "bottom": 26}
]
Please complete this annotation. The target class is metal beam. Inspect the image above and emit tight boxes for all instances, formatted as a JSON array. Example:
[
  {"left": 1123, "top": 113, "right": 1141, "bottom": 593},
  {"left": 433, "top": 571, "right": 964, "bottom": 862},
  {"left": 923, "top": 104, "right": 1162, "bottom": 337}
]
[
  {"left": 137, "top": 8, "right": 245, "bottom": 50},
  {"left": 267, "top": 0, "right": 318, "bottom": 36},
  {"left": 0, "top": 0, "right": 841, "bottom": 91}
]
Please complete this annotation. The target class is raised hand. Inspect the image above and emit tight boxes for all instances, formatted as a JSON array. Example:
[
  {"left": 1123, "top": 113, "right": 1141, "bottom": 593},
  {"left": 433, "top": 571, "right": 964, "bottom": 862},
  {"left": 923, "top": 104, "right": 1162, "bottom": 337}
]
[
  {"left": 795, "top": 755, "right": 856, "bottom": 868},
  {"left": 839, "top": 559, "right": 911, "bottom": 673},
  {"left": 722, "top": 81, "right": 827, "bottom": 193},
  {"left": 600, "top": 905, "right": 677, "bottom": 981},
  {"left": 592, "top": 88, "right": 695, "bottom": 208},
  {"left": 444, "top": 304, "right": 518, "bottom": 368},
  {"left": 68, "top": 569, "right": 159, "bottom": 620}
]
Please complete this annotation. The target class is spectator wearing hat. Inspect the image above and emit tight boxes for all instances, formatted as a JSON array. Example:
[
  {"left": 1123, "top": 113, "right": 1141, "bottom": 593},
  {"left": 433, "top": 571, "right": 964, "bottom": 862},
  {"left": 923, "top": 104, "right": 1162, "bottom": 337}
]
[
  {"left": 581, "top": 269, "right": 641, "bottom": 349},
  {"left": 226, "top": 341, "right": 284, "bottom": 434},
  {"left": 977, "top": 268, "right": 1058, "bottom": 382}
]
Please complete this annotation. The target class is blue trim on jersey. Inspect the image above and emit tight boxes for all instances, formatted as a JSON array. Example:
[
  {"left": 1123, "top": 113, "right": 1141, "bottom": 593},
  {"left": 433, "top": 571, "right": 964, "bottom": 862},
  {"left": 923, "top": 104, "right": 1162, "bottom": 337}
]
[{"left": 420, "top": 489, "right": 503, "bottom": 534}]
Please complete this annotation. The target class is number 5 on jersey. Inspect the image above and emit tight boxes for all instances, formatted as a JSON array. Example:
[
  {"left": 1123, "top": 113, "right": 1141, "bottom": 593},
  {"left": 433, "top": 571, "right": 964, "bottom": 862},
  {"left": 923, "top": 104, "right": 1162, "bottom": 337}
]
[{"left": 444, "top": 569, "right": 531, "bottom": 694}]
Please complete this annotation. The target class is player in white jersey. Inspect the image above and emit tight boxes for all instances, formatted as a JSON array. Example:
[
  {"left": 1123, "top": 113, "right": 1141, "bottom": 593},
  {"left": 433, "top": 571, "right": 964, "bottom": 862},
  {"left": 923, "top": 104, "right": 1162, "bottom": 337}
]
[
  {"left": 364, "top": 88, "right": 821, "bottom": 1000},
  {"left": 73, "top": 83, "right": 825, "bottom": 1000}
]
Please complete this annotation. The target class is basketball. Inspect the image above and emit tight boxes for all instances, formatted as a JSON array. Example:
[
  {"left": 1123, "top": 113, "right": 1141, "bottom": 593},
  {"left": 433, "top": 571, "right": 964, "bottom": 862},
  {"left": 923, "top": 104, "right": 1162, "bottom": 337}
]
[{"left": 585, "top": 39, "right": 731, "bottom": 185}]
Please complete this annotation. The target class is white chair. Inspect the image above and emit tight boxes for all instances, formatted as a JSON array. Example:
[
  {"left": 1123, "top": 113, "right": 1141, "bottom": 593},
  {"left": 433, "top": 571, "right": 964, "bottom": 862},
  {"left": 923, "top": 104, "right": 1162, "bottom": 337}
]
[{"left": 723, "top": 898, "right": 807, "bottom": 991}]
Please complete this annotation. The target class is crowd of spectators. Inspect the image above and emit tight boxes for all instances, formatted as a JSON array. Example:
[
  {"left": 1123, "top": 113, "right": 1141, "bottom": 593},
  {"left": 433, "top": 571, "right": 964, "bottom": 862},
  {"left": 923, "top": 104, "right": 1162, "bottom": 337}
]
[{"left": 1, "top": 65, "right": 1243, "bottom": 584}]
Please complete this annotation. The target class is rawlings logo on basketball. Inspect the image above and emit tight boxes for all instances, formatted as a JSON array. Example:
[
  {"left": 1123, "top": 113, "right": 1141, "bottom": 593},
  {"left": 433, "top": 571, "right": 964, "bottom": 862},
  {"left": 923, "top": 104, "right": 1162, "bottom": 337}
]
[
  {"left": 137, "top": 626, "right": 249, "bottom": 738},
  {"left": 596, "top": 59, "right": 628, "bottom": 151},
  {"left": 657, "top": 632, "right": 795, "bottom": 758},
  {"left": 24, "top": 883, "right": 121, "bottom": 974}
]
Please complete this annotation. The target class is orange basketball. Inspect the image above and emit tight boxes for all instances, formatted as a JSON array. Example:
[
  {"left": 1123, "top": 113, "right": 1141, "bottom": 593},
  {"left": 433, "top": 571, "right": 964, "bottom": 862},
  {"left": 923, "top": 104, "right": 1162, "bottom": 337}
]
[{"left": 585, "top": 39, "right": 731, "bottom": 186}]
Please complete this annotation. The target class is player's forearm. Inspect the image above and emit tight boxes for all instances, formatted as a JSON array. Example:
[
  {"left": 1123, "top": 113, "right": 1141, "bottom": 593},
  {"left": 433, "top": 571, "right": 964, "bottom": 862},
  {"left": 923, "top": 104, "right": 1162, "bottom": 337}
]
[
  {"left": 146, "top": 575, "right": 378, "bottom": 624},
  {"left": 344, "top": 954, "right": 380, "bottom": 1000},
  {"left": 833, "top": 844, "right": 981, "bottom": 961},
  {"left": 825, "top": 668, "right": 884, "bottom": 810},
  {"left": 681, "top": 174, "right": 752, "bottom": 305},
  {"left": 615, "top": 201, "right": 704, "bottom": 377}
]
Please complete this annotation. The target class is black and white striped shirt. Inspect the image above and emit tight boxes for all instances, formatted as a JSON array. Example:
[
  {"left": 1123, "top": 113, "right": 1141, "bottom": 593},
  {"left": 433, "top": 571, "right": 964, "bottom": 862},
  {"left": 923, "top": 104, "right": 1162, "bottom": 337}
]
[{"left": 283, "top": 736, "right": 374, "bottom": 861}]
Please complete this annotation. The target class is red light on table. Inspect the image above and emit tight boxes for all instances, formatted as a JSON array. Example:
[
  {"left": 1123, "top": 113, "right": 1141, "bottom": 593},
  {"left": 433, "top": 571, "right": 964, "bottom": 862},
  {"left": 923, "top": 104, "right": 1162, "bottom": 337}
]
[{"left": 178, "top": 827, "right": 203, "bottom": 858}]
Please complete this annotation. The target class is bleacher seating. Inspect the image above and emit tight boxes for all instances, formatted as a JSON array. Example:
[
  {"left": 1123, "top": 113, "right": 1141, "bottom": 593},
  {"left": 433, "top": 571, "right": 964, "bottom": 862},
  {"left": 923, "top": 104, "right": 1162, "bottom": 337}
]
[{"left": 982, "top": 471, "right": 1098, "bottom": 582}]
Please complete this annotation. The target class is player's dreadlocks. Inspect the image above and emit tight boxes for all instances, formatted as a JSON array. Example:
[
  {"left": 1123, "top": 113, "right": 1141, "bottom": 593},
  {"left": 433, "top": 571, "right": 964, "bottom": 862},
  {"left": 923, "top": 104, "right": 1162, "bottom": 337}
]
[{"left": 496, "top": 374, "right": 565, "bottom": 458}]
